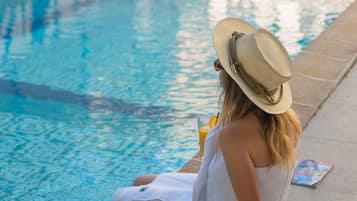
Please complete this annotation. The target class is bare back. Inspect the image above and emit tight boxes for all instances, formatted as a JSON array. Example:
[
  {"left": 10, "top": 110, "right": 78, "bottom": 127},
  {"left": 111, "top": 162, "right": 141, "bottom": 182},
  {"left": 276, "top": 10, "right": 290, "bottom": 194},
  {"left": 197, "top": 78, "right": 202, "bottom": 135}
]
[{"left": 228, "top": 113, "right": 273, "bottom": 168}]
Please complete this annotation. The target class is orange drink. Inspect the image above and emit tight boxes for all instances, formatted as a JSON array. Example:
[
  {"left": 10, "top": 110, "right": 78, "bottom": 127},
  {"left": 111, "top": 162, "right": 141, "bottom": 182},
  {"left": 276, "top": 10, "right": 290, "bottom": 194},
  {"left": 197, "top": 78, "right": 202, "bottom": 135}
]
[
  {"left": 198, "top": 114, "right": 218, "bottom": 157},
  {"left": 199, "top": 124, "right": 210, "bottom": 157}
]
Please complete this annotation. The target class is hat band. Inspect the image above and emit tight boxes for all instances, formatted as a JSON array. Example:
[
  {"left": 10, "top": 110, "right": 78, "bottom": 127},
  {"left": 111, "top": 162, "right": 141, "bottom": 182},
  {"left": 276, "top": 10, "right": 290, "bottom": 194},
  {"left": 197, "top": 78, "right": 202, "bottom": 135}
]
[{"left": 228, "top": 31, "right": 283, "bottom": 105}]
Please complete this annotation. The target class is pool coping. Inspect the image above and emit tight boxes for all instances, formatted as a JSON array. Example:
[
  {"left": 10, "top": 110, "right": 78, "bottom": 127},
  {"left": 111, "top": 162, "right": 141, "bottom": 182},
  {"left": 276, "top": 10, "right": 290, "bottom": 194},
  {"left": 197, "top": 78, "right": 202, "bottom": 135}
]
[{"left": 178, "top": 0, "right": 357, "bottom": 173}]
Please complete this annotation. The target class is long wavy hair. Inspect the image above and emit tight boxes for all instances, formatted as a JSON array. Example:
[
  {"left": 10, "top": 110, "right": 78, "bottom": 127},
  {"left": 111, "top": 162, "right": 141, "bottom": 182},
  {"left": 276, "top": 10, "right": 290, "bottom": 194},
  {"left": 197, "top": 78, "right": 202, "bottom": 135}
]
[{"left": 218, "top": 71, "right": 302, "bottom": 169}]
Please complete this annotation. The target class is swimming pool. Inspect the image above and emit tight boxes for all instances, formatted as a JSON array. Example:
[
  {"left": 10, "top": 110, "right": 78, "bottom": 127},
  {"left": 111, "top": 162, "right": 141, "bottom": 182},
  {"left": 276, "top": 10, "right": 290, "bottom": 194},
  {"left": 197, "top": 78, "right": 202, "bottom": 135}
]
[{"left": 0, "top": 0, "right": 353, "bottom": 200}]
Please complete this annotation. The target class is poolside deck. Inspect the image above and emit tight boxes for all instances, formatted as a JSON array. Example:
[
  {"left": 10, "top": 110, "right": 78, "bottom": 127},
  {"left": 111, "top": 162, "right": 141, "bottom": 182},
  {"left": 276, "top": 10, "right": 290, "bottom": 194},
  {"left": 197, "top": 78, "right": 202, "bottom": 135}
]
[{"left": 179, "top": 0, "right": 357, "bottom": 200}]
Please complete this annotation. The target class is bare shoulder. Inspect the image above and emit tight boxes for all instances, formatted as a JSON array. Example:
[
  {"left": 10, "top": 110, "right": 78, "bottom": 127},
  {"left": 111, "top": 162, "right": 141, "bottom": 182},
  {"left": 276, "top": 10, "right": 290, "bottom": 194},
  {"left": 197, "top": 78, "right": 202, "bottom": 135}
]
[{"left": 219, "top": 116, "right": 261, "bottom": 150}]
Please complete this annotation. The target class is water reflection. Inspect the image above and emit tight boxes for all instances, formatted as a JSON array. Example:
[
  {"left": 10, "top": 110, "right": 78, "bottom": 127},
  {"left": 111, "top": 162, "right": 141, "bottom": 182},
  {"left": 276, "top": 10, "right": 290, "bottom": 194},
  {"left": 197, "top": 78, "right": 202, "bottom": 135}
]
[
  {"left": 208, "top": 0, "right": 228, "bottom": 28},
  {"left": 252, "top": 0, "right": 276, "bottom": 28},
  {"left": 0, "top": 0, "right": 103, "bottom": 63},
  {"left": 170, "top": 1, "right": 219, "bottom": 115},
  {"left": 275, "top": 1, "right": 303, "bottom": 57},
  {"left": 31, "top": 0, "right": 50, "bottom": 43},
  {"left": 0, "top": 0, "right": 18, "bottom": 64}
]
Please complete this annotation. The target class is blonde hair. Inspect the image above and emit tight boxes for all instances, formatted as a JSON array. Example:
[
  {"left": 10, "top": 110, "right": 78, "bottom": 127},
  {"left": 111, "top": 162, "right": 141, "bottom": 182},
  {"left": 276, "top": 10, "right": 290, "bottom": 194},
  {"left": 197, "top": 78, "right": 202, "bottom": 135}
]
[{"left": 218, "top": 71, "right": 302, "bottom": 169}]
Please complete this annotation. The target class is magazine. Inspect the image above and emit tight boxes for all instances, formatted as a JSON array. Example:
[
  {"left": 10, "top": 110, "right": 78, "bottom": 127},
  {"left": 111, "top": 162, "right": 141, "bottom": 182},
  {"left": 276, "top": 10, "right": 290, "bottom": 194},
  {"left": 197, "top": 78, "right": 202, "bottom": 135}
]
[{"left": 292, "top": 159, "right": 334, "bottom": 188}]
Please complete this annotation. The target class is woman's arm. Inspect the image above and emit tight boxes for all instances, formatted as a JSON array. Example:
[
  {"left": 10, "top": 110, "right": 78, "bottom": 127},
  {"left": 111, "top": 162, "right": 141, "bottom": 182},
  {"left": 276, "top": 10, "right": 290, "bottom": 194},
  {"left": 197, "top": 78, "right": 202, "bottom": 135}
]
[{"left": 219, "top": 125, "right": 262, "bottom": 201}]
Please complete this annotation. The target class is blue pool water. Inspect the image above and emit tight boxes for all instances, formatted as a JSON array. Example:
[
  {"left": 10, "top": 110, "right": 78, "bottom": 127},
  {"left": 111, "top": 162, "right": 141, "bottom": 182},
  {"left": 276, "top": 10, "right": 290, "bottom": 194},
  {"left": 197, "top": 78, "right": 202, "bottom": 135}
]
[{"left": 0, "top": 0, "right": 353, "bottom": 200}]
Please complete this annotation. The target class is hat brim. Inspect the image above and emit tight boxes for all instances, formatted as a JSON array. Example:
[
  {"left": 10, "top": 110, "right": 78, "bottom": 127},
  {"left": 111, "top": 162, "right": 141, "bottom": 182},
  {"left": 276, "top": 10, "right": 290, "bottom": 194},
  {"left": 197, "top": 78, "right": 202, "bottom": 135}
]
[{"left": 213, "top": 18, "right": 292, "bottom": 114}]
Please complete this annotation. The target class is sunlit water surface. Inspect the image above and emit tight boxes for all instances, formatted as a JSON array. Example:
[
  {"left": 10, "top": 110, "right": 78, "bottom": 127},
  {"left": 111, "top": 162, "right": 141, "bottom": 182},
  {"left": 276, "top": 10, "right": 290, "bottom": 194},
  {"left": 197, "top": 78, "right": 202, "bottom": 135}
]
[{"left": 0, "top": 0, "right": 353, "bottom": 200}]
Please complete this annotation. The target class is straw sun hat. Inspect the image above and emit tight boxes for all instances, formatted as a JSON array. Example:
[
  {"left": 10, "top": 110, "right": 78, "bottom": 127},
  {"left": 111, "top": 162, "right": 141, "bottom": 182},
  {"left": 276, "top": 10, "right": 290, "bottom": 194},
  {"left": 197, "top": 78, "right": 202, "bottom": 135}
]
[{"left": 213, "top": 17, "right": 293, "bottom": 114}]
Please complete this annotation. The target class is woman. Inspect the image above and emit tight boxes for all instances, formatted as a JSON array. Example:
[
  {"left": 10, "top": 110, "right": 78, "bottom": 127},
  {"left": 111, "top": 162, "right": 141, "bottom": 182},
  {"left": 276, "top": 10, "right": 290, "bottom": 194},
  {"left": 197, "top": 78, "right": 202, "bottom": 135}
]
[{"left": 113, "top": 17, "right": 302, "bottom": 201}]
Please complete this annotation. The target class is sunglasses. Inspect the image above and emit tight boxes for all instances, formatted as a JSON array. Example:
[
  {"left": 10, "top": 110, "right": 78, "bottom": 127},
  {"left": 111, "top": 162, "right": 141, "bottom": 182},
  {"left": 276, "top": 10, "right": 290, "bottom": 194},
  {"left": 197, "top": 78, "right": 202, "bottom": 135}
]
[{"left": 213, "top": 59, "right": 224, "bottom": 71}]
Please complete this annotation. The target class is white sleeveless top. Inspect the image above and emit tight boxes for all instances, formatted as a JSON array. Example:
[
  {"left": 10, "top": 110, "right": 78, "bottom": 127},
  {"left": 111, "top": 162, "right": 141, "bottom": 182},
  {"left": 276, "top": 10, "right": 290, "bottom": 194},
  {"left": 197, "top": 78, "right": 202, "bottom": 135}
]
[{"left": 192, "top": 125, "right": 294, "bottom": 201}]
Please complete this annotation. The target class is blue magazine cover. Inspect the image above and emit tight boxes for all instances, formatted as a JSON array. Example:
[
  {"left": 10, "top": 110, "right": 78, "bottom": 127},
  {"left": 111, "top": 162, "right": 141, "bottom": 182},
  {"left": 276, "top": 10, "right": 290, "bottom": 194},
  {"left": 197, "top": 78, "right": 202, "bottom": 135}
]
[{"left": 292, "top": 159, "right": 334, "bottom": 188}]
